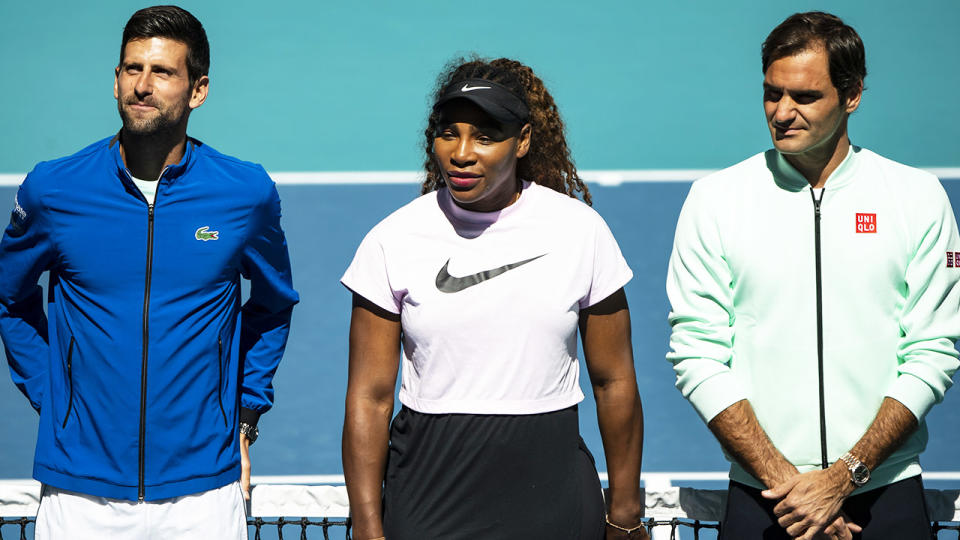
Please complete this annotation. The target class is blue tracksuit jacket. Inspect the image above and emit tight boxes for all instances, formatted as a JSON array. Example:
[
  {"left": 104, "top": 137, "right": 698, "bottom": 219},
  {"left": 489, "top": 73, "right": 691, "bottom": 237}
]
[{"left": 0, "top": 135, "right": 299, "bottom": 500}]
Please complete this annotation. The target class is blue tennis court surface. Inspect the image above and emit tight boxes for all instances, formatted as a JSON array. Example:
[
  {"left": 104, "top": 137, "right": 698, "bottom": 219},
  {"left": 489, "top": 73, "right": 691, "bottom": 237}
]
[{"left": 2, "top": 179, "right": 960, "bottom": 481}]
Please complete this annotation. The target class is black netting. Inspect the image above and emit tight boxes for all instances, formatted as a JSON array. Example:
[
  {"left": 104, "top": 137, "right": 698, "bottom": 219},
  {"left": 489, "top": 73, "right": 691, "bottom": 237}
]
[
  {"left": 3, "top": 516, "right": 960, "bottom": 539},
  {"left": 249, "top": 516, "right": 351, "bottom": 540}
]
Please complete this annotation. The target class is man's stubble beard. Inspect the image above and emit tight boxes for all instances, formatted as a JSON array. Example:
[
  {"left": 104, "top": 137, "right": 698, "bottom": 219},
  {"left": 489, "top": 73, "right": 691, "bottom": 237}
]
[{"left": 117, "top": 97, "right": 189, "bottom": 137}]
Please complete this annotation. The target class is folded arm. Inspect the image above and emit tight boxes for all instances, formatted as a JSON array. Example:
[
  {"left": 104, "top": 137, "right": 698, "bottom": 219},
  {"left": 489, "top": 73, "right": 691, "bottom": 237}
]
[
  {"left": 0, "top": 177, "right": 55, "bottom": 411},
  {"left": 238, "top": 182, "right": 299, "bottom": 426}
]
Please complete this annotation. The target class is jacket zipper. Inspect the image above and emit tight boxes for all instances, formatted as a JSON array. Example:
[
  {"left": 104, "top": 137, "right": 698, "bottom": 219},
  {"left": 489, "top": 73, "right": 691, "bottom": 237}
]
[
  {"left": 217, "top": 337, "right": 227, "bottom": 427},
  {"left": 133, "top": 166, "right": 166, "bottom": 501},
  {"left": 139, "top": 201, "right": 155, "bottom": 500},
  {"left": 62, "top": 337, "right": 75, "bottom": 428},
  {"left": 810, "top": 188, "right": 828, "bottom": 469}
]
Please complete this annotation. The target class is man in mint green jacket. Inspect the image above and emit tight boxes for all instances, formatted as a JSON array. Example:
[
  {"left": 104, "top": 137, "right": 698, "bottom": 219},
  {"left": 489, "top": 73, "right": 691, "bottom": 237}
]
[{"left": 667, "top": 12, "right": 960, "bottom": 540}]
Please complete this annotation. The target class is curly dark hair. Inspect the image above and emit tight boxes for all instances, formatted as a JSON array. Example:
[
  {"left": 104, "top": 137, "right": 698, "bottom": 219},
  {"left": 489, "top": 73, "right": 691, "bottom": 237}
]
[{"left": 421, "top": 57, "right": 591, "bottom": 205}]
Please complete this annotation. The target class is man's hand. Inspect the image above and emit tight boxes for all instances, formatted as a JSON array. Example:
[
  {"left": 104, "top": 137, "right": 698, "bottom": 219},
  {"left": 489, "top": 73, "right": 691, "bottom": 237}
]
[
  {"left": 816, "top": 513, "right": 861, "bottom": 540},
  {"left": 761, "top": 466, "right": 857, "bottom": 539},
  {"left": 240, "top": 432, "right": 252, "bottom": 501}
]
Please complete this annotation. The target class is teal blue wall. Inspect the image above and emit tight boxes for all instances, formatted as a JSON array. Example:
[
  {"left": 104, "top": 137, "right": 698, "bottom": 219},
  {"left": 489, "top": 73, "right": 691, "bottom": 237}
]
[{"left": 2, "top": 0, "right": 958, "bottom": 173}]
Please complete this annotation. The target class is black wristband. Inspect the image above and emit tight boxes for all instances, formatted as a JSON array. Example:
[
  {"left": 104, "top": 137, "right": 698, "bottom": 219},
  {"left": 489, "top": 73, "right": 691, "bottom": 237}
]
[{"left": 239, "top": 407, "right": 261, "bottom": 429}]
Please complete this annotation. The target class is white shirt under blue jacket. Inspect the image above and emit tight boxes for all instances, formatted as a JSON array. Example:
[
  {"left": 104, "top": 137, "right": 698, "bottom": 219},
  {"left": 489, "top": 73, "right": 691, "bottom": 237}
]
[
  {"left": 0, "top": 135, "right": 299, "bottom": 501},
  {"left": 667, "top": 146, "right": 960, "bottom": 494}
]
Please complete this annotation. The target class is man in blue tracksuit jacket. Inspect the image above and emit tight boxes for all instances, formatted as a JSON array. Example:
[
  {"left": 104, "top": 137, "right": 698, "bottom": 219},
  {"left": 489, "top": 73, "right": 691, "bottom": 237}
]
[{"left": 0, "top": 6, "right": 298, "bottom": 538}]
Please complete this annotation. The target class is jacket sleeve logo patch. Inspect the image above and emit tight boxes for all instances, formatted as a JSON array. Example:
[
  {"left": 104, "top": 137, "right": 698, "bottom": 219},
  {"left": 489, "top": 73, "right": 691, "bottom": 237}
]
[
  {"left": 949, "top": 252, "right": 960, "bottom": 268},
  {"left": 9, "top": 192, "right": 27, "bottom": 234},
  {"left": 855, "top": 213, "right": 876, "bottom": 233},
  {"left": 195, "top": 226, "right": 219, "bottom": 241},
  {"left": 12, "top": 193, "right": 26, "bottom": 222}
]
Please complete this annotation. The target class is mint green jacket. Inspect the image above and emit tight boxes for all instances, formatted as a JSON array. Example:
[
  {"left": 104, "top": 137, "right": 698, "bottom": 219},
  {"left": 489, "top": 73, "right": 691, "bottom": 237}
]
[{"left": 667, "top": 146, "right": 960, "bottom": 492}]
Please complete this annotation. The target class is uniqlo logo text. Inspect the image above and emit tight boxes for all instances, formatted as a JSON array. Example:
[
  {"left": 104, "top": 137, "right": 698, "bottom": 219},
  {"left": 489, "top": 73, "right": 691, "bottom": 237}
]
[
  {"left": 950, "top": 252, "right": 960, "bottom": 268},
  {"left": 856, "top": 213, "right": 877, "bottom": 233}
]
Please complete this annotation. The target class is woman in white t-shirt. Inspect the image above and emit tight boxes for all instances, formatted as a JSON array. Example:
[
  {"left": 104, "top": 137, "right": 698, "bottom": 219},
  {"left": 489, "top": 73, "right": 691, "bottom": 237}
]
[{"left": 341, "top": 57, "right": 648, "bottom": 540}]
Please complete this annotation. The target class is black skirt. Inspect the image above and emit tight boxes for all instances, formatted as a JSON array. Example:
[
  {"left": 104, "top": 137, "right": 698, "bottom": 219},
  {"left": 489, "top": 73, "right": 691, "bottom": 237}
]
[{"left": 382, "top": 405, "right": 605, "bottom": 540}]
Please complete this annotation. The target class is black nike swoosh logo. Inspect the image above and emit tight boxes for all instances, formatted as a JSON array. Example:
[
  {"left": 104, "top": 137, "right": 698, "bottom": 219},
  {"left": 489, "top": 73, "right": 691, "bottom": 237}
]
[{"left": 435, "top": 254, "right": 546, "bottom": 293}]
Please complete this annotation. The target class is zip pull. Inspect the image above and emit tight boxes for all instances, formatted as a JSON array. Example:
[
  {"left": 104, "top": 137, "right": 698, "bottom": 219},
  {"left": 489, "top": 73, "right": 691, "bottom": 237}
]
[{"left": 810, "top": 187, "right": 825, "bottom": 218}]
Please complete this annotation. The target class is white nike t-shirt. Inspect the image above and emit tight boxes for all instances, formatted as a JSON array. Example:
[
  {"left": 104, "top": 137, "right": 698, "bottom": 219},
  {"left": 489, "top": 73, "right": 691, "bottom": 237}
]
[{"left": 341, "top": 181, "right": 633, "bottom": 415}]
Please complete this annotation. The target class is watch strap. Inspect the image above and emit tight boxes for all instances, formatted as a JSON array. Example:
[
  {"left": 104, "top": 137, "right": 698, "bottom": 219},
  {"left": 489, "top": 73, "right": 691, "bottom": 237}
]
[
  {"left": 240, "top": 422, "right": 259, "bottom": 445},
  {"left": 839, "top": 452, "right": 869, "bottom": 486}
]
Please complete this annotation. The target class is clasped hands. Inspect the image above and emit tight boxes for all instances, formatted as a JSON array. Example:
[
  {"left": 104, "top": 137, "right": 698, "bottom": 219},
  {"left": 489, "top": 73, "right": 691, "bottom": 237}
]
[{"left": 761, "top": 466, "right": 860, "bottom": 540}]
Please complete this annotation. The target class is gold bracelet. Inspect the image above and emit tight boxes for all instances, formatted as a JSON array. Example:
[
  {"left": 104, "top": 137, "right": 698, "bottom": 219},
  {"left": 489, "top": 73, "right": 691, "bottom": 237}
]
[{"left": 605, "top": 515, "right": 646, "bottom": 534}]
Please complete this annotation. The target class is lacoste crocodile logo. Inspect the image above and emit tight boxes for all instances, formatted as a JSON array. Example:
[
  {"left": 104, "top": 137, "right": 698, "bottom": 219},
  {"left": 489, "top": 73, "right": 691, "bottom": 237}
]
[
  {"left": 435, "top": 254, "right": 546, "bottom": 293},
  {"left": 195, "top": 226, "right": 219, "bottom": 241}
]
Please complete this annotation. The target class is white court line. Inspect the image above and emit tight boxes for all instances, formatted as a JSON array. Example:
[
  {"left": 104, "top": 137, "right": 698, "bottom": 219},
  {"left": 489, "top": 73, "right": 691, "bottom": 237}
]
[
  {"left": 0, "top": 175, "right": 21, "bottom": 186},
  {"left": 3, "top": 168, "right": 960, "bottom": 187},
  {"left": 268, "top": 170, "right": 722, "bottom": 185}
]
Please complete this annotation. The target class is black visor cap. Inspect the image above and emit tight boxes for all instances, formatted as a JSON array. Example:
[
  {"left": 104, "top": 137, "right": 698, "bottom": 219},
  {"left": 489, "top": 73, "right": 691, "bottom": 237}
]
[{"left": 433, "top": 78, "right": 530, "bottom": 125}]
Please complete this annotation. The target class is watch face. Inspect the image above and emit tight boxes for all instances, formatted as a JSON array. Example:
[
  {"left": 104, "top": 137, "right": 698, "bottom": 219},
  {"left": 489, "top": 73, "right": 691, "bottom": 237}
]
[{"left": 852, "top": 464, "right": 870, "bottom": 486}]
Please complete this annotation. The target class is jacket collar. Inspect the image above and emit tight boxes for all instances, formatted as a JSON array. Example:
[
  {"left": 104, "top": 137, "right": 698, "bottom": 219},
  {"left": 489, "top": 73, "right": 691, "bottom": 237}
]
[
  {"left": 109, "top": 132, "right": 197, "bottom": 182},
  {"left": 768, "top": 144, "right": 859, "bottom": 192}
]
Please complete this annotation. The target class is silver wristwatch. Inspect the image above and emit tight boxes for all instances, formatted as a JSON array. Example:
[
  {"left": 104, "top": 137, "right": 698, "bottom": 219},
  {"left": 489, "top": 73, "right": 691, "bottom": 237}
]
[
  {"left": 839, "top": 452, "right": 870, "bottom": 487},
  {"left": 239, "top": 422, "right": 259, "bottom": 445}
]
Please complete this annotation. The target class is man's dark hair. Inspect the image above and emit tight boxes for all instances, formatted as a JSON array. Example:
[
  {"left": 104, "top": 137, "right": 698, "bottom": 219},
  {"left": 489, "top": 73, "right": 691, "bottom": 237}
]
[
  {"left": 762, "top": 11, "right": 866, "bottom": 99},
  {"left": 119, "top": 5, "right": 209, "bottom": 84}
]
